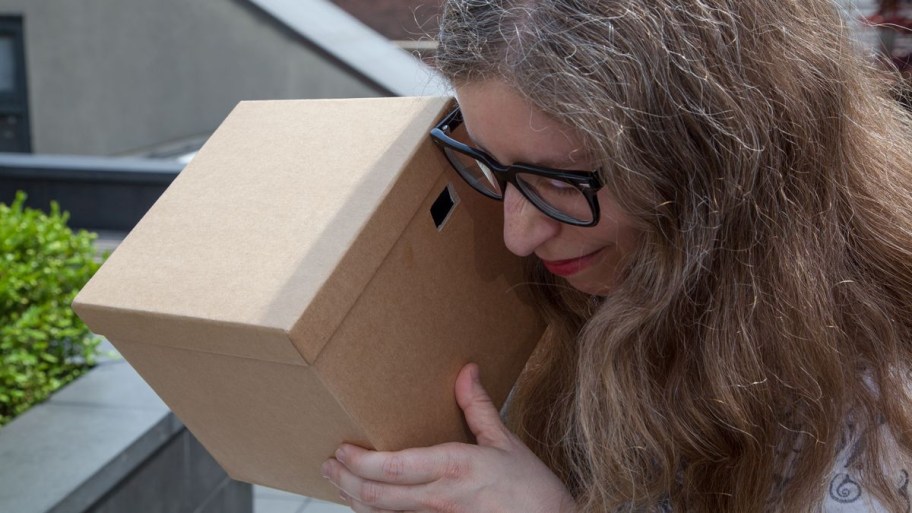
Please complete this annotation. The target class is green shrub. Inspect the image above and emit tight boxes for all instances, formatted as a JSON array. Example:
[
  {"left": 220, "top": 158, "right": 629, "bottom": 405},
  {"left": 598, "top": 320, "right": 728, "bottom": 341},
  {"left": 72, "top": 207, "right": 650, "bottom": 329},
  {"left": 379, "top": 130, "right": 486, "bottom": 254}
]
[{"left": 0, "top": 191, "right": 106, "bottom": 427}]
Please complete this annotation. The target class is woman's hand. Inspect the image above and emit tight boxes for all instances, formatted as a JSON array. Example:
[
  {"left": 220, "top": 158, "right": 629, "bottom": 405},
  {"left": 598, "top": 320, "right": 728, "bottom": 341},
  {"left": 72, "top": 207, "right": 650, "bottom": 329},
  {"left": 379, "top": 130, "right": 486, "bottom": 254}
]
[{"left": 321, "top": 363, "right": 575, "bottom": 513}]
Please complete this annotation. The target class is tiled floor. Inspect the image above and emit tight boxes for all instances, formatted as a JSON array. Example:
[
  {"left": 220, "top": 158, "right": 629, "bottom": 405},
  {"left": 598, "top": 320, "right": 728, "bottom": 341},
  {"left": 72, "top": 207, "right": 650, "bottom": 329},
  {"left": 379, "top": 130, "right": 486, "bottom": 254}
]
[{"left": 254, "top": 485, "right": 351, "bottom": 513}]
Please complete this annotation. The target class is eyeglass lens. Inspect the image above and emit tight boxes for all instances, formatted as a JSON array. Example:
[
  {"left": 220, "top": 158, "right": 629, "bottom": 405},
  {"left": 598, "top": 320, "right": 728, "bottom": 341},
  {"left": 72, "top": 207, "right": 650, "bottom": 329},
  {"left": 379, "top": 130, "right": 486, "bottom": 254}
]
[{"left": 441, "top": 145, "right": 595, "bottom": 224}]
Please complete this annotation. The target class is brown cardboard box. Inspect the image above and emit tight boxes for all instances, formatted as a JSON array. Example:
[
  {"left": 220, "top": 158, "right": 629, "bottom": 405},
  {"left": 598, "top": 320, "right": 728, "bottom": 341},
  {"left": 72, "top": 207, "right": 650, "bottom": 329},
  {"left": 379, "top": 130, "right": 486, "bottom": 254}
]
[{"left": 72, "top": 97, "right": 544, "bottom": 502}]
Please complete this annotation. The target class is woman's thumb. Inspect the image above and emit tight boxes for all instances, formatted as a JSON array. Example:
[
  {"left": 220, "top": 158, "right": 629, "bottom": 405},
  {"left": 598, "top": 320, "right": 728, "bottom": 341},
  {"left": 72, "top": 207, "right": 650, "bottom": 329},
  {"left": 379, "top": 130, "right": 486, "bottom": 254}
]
[{"left": 454, "top": 363, "right": 509, "bottom": 447}]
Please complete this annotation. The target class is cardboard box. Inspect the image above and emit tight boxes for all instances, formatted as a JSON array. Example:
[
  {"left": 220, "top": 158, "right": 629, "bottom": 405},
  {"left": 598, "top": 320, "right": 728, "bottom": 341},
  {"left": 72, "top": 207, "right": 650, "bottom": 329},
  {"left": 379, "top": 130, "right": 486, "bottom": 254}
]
[{"left": 72, "top": 97, "right": 544, "bottom": 502}]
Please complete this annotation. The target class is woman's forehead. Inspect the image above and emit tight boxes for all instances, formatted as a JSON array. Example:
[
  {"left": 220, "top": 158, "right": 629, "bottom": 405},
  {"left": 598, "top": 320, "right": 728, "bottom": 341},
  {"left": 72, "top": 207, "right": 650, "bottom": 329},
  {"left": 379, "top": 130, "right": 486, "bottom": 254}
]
[{"left": 454, "top": 80, "right": 590, "bottom": 168}]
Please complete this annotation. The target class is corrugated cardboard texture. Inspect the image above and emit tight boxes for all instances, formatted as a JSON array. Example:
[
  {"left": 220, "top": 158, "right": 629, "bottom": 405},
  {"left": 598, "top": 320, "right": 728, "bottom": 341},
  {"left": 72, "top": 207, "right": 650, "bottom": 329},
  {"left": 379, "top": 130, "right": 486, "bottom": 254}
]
[
  {"left": 315, "top": 170, "right": 543, "bottom": 450},
  {"left": 76, "top": 97, "right": 450, "bottom": 364},
  {"left": 72, "top": 97, "right": 545, "bottom": 502},
  {"left": 286, "top": 101, "right": 447, "bottom": 363},
  {"left": 112, "top": 338, "right": 367, "bottom": 501},
  {"left": 73, "top": 306, "right": 304, "bottom": 365}
]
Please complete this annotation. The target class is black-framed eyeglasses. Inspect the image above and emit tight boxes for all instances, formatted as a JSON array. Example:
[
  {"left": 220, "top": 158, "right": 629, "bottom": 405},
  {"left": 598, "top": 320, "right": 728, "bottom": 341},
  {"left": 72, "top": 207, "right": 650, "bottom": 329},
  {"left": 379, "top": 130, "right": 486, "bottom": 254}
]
[{"left": 429, "top": 106, "right": 603, "bottom": 227}]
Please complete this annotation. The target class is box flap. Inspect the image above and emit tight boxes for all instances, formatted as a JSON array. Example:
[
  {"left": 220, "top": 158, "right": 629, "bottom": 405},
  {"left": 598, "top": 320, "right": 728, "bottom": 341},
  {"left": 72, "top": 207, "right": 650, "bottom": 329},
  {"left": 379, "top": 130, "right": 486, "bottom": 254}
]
[{"left": 74, "top": 97, "right": 452, "bottom": 365}]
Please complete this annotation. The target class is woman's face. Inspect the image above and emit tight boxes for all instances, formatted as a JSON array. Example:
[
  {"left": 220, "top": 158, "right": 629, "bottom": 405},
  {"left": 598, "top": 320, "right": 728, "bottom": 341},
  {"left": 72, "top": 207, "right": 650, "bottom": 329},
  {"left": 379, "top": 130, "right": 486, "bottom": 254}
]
[{"left": 455, "top": 80, "right": 640, "bottom": 295}]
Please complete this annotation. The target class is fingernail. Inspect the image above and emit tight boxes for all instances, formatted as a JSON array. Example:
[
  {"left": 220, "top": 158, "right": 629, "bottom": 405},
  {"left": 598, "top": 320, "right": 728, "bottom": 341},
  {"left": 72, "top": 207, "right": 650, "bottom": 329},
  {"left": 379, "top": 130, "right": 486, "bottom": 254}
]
[
  {"left": 470, "top": 364, "right": 480, "bottom": 383},
  {"left": 320, "top": 461, "right": 331, "bottom": 479},
  {"left": 334, "top": 447, "right": 345, "bottom": 464}
]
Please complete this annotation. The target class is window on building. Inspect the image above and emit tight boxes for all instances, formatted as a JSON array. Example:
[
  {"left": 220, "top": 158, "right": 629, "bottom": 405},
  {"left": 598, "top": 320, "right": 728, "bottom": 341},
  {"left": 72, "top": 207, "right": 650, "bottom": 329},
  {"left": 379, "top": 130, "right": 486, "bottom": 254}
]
[{"left": 0, "top": 16, "right": 30, "bottom": 153}]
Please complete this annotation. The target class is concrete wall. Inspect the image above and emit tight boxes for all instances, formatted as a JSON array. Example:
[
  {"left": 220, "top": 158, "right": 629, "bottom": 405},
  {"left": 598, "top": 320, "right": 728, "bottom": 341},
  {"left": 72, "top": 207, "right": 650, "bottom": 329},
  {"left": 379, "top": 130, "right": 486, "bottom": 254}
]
[
  {"left": 0, "top": 352, "right": 253, "bottom": 513},
  {"left": 87, "top": 429, "right": 252, "bottom": 513},
  {"left": 0, "top": 0, "right": 384, "bottom": 156}
]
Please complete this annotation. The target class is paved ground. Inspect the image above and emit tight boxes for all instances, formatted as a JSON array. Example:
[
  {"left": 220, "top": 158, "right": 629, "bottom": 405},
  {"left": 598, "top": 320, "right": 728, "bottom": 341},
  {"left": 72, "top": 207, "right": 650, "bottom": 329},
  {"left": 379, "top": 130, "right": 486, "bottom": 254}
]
[{"left": 255, "top": 486, "right": 350, "bottom": 513}]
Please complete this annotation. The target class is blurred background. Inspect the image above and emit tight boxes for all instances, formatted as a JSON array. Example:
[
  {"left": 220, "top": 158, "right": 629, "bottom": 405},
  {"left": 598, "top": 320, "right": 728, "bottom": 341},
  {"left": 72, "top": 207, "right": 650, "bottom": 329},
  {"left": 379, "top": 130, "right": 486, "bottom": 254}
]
[
  {"left": 0, "top": 1, "right": 906, "bottom": 513},
  {"left": 0, "top": 0, "right": 905, "bottom": 235},
  {"left": 0, "top": 0, "right": 447, "bottom": 244}
]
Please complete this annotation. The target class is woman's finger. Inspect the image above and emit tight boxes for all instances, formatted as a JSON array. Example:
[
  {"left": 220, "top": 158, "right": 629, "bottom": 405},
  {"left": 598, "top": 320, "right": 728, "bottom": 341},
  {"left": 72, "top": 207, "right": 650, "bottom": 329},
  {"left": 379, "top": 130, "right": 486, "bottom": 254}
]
[
  {"left": 333, "top": 443, "right": 471, "bottom": 485},
  {"left": 345, "top": 492, "right": 396, "bottom": 513},
  {"left": 454, "top": 363, "right": 512, "bottom": 448},
  {"left": 323, "top": 456, "right": 426, "bottom": 511}
]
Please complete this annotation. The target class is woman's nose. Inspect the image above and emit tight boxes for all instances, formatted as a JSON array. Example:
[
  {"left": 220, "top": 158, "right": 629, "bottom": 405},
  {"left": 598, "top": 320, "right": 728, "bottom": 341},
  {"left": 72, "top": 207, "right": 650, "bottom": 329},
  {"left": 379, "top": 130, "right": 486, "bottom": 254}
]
[{"left": 502, "top": 184, "right": 560, "bottom": 257}]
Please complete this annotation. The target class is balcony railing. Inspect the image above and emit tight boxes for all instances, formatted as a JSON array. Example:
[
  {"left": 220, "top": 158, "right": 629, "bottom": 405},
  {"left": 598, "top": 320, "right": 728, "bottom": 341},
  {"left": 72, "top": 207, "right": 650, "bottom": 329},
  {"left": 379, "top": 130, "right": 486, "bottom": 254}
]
[{"left": 0, "top": 153, "right": 183, "bottom": 232}]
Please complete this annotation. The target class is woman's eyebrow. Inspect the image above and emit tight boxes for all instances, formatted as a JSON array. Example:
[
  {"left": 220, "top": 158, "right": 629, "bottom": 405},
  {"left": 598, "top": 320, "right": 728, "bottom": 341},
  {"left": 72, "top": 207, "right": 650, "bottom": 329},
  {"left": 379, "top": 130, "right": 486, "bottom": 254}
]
[
  {"left": 465, "top": 125, "right": 588, "bottom": 169},
  {"left": 533, "top": 154, "right": 587, "bottom": 169},
  {"left": 492, "top": 146, "right": 588, "bottom": 169}
]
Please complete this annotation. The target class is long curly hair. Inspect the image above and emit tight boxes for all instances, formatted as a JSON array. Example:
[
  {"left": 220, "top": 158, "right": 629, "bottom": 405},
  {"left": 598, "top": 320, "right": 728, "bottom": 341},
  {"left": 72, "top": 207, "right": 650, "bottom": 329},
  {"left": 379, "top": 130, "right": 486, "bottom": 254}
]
[{"left": 436, "top": 1, "right": 912, "bottom": 511}]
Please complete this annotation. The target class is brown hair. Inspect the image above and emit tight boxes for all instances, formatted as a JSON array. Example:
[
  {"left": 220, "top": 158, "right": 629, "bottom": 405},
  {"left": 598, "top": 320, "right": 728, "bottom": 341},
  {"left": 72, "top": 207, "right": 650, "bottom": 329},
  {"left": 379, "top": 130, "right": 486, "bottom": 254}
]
[{"left": 437, "top": 1, "right": 912, "bottom": 511}]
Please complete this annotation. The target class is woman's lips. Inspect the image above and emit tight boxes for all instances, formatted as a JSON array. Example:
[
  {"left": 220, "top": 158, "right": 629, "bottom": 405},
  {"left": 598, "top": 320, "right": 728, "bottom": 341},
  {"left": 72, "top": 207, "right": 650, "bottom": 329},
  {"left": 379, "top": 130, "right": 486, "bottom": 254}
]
[{"left": 540, "top": 249, "right": 601, "bottom": 277}]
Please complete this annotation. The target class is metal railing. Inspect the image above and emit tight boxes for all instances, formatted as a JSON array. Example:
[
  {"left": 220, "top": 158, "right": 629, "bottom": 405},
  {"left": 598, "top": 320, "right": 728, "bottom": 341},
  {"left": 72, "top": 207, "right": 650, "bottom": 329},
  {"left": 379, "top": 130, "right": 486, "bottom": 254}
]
[{"left": 0, "top": 153, "right": 183, "bottom": 232}]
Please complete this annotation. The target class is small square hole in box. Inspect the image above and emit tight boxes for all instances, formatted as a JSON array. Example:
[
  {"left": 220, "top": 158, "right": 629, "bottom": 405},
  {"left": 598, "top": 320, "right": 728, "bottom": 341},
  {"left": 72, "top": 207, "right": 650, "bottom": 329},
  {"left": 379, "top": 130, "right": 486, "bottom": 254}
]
[{"left": 430, "top": 183, "right": 459, "bottom": 230}]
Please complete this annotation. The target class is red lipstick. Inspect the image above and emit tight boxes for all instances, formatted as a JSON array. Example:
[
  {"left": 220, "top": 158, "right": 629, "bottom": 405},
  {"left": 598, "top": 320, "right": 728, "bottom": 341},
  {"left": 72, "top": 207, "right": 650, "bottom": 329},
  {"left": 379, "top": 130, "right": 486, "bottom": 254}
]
[{"left": 540, "top": 250, "right": 601, "bottom": 277}]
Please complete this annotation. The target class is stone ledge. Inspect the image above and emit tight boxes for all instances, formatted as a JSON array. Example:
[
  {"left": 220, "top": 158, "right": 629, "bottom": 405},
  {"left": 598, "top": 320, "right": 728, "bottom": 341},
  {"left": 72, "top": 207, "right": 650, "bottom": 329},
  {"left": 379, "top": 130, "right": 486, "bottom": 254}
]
[
  {"left": 0, "top": 343, "right": 251, "bottom": 513},
  {"left": 0, "top": 358, "right": 178, "bottom": 513}
]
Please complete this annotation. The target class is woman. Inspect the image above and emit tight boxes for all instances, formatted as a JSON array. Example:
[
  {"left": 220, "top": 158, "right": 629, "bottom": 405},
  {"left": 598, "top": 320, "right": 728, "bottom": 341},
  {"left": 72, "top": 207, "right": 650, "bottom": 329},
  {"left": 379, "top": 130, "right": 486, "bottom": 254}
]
[{"left": 321, "top": 0, "right": 912, "bottom": 511}]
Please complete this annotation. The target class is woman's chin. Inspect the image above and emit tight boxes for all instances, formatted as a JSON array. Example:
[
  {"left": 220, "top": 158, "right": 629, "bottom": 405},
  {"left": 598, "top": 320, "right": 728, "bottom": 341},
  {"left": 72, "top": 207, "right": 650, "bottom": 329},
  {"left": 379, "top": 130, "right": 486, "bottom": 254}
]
[{"left": 563, "top": 276, "right": 611, "bottom": 296}]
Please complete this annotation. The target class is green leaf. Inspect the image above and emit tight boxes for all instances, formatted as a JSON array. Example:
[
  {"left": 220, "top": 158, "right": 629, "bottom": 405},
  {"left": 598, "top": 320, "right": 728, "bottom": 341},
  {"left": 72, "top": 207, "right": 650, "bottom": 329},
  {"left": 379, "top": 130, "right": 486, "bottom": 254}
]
[{"left": 0, "top": 191, "right": 107, "bottom": 427}]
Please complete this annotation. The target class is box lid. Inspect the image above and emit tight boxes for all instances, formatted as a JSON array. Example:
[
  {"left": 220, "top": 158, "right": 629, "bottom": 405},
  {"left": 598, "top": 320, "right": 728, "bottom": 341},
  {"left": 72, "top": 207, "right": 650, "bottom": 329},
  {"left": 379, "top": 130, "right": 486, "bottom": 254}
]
[{"left": 74, "top": 97, "right": 452, "bottom": 366}]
